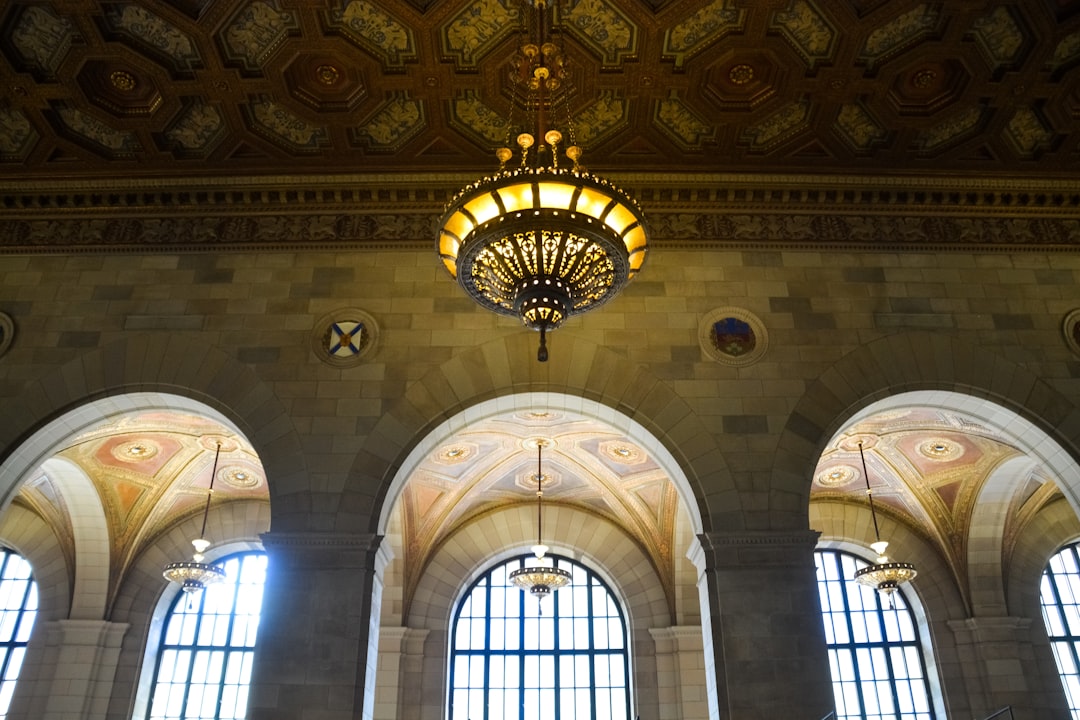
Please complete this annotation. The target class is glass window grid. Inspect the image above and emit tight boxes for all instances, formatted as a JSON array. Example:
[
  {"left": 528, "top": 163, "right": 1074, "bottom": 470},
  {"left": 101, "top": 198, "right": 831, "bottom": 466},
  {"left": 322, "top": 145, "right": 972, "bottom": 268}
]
[
  {"left": 0, "top": 548, "right": 37, "bottom": 720},
  {"left": 1040, "top": 542, "right": 1080, "bottom": 719},
  {"left": 449, "top": 555, "right": 631, "bottom": 720},
  {"left": 147, "top": 552, "right": 267, "bottom": 720},
  {"left": 815, "top": 550, "right": 934, "bottom": 720}
]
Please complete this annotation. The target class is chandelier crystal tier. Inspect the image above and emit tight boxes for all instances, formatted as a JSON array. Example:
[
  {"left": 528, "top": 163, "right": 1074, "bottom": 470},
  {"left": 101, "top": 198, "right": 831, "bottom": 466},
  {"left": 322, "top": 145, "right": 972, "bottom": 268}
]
[
  {"left": 852, "top": 440, "right": 917, "bottom": 600},
  {"left": 509, "top": 439, "right": 571, "bottom": 602},
  {"left": 163, "top": 441, "right": 227, "bottom": 593},
  {"left": 437, "top": 0, "right": 649, "bottom": 362}
]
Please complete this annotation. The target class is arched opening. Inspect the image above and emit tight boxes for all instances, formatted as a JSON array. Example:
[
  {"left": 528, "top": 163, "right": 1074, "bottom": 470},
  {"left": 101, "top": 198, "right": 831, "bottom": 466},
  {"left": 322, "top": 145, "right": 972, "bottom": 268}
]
[{"left": 373, "top": 392, "right": 709, "bottom": 720}]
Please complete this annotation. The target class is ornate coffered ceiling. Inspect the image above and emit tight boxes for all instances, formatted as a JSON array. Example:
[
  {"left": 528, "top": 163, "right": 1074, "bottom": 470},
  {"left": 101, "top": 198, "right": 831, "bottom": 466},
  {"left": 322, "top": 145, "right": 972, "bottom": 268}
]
[{"left": 1, "top": 0, "right": 1078, "bottom": 178}]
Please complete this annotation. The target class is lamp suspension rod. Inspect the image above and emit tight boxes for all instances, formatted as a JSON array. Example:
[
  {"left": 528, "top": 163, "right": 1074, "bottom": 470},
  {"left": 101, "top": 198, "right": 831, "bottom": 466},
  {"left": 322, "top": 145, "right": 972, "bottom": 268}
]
[
  {"left": 536, "top": 441, "right": 544, "bottom": 546},
  {"left": 200, "top": 442, "right": 222, "bottom": 540},
  {"left": 857, "top": 441, "right": 882, "bottom": 543}
]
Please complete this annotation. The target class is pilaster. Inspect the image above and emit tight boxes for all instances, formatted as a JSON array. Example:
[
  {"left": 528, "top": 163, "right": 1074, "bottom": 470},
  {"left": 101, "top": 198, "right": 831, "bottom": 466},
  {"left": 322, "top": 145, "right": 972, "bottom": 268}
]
[
  {"left": 948, "top": 616, "right": 1071, "bottom": 718},
  {"left": 694, "top": 530, "right": 832, "bottom": 720},
  {"left": 248, "top": 532, "right": 389, "bottom": 720}
]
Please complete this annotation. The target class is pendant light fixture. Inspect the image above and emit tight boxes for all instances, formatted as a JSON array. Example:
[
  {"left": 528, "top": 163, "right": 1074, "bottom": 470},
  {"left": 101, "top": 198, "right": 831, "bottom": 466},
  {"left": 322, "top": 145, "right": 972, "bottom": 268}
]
[
  {"left": 436, "top": 0, "right": 649, "bottom": 362},
  {"left": 163, "top": 441, "right": 227, "bottom": 593},
  {"left": 852, "top": 440, "right": 917, "bottom": 600},
  {"left": 509, "top": 439, "right": 571, "bottom": 602}
]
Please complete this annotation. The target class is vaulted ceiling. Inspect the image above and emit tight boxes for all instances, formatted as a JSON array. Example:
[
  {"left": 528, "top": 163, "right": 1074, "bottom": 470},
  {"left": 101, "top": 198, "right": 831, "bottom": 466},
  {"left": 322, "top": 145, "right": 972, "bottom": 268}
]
[{"left": 1, "top": 0, "right": 1078, "bottom": 179}]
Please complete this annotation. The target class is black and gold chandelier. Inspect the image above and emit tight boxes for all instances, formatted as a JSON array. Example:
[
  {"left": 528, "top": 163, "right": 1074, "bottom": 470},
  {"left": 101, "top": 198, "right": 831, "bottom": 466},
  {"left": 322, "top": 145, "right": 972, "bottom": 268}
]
[
  {"left": 437, "top": 0, "right": 649, "bottom": 362},
  {"left": 852, "top": 441, "right": 917, "bottom": 600},
  {"left": 163, "top": 441, "right": 226, "bottom": 593}
]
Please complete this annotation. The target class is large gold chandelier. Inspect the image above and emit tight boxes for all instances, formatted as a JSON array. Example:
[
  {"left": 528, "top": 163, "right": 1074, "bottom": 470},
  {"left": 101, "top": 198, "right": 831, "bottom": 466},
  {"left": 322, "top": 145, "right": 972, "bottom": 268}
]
[
  {"left": 852, "top": 441, "right": 917, "bottom": 601},
  {"left": 437, "top": 0, "right": 649, "bottom": 362}
]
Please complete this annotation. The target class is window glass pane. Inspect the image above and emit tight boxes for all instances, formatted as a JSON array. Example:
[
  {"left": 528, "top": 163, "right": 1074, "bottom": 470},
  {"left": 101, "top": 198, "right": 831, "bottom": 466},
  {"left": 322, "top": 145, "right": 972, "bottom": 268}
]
[
  {"left": 815, "top": 550, "right": 936, "bottom": 720},
  {"left": 449, "top": 554, "right": 630, "bottom": 720},
  {"left": 0, "top": 548, "right": 38, "bottom": 719},
  {"left": 1040, "top": 542, "right": 1080, "bottom": 720},
  {"left": 147, "top": 552, "right": 266, "bottom": 720}
]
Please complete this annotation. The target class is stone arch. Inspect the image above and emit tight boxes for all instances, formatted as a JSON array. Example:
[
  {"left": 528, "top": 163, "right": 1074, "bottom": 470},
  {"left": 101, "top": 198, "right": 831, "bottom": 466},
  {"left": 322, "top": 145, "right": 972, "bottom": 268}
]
[
  {"left": 0, "top": 334, "right": 305, "bottom": 529},
  {"left": 967, "top": 455, "right": 1041, "bottom": 616},
  {"left": 345, "top": 332, "right": 728, "bottom": 534},
  {"left": 1007, "top": 497, "right": 1080, "bottom": 619},
  {"left": 38, "top": 457, "right": 111, "bottom": 620},
  {"left": 777, "top": 331, "right": 1080, "bottom": 524}
]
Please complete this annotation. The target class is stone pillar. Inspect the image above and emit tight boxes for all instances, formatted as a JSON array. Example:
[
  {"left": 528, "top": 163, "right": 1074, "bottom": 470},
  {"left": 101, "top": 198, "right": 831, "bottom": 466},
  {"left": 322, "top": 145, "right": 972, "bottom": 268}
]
[
  {"left": 694, "top": 530, "right": 833, "bottom": 720},
  {"left": 374, "top": 627, "right": 428, "bottom": 720},
  {"left": 248, "top": 532, "right": 390, "bottom": 720},
  {"left": 10, "top": 619, "right": 129, "bottom": 720},
  {"left": 948, "top": 616, "right": 1071, "bottom": 718},
  {"left": 649, "top": 626, "right": 707, "bottom": 720}
]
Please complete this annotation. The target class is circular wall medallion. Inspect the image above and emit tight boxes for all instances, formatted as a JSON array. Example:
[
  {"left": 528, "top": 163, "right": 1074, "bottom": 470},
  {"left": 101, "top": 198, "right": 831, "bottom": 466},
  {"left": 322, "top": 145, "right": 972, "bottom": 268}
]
[
  {"left": 312, "top": 308, "right": 379, "bottom": 367},
  {"left": 699, "top": 307, "right": 768, "bottom": 366},
  {"left": 0, "top": 313, "right": 14, "bottom": 359},
  {"left": 1063, "top": 309, "right": 1080, "bottom": 357}
]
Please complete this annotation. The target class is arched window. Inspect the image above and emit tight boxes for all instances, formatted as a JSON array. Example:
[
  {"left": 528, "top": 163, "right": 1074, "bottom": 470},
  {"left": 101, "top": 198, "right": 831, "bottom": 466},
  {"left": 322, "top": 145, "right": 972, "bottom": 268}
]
[
  {"left": 449, "top": 554, "right": 630, "bottom": 720},
  {"left": 1040, "top": 541, "right": 1080, "bottom": 718},
  {"left": 146, "top": 551, "right": 267, "bottom": 720},
  {"left": 0, "top": 548, "right": 37, "bottom": 718},
  {"left": 815, "top": 550, "right": 934, "bottom": 720}
]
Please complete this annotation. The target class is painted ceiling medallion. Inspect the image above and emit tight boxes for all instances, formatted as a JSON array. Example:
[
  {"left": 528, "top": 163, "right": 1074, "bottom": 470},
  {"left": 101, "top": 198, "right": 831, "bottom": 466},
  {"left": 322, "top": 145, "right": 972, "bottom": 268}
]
[
  {"left": 221, "top": 466, "right": 261, "bottom": 488},
  {"left": 112, "top": 439, "right": 161, "bottom": 462},
  {"left": 838, "top": 434, "right": 878, "bottom": 452},
  {"left": 600, "top": 440, "right": 645, "bottom": 465},
  {"left": 918, "top": 438, "right": 963, "bottom": 461},
  {"left": 816, "top": 465, "right": 856, "bottom": 488},
  {"left": 729, "top": 63, "right": 754, "bottom": 84},
  {"left": 515, "top": 410, "right": 563, "bottom": 423},
  {"left": 110, "top": 70, "right": 136, "bottom": 91},
  {"left": 435, "top": 444, "right": 474, "bottom": 464},
  {"left": 199, "top": 435, "right": 239, "bottom": 453},
  {"left": 316, "top": 64, "right": 340, "bottom": 85}
]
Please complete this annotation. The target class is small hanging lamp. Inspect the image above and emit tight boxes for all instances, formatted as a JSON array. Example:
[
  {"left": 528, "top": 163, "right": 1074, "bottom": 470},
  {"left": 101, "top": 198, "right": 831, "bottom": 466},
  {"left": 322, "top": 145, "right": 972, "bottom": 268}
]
[
  {"left": 509, "top": 439, "right": 571, "bottom": 602},
  {"left": 852, "top": 440, "right": 917, "bottom": 600},
  {"left": 163, "top": 441, "right": 227, "bottom": 593}
]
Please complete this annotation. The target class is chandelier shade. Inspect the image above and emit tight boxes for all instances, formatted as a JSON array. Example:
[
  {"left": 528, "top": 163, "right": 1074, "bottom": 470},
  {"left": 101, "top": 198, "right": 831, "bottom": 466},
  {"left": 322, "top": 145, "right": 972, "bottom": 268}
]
[{"left": 436, "top": 0, "right": 649, "bottom": 362}]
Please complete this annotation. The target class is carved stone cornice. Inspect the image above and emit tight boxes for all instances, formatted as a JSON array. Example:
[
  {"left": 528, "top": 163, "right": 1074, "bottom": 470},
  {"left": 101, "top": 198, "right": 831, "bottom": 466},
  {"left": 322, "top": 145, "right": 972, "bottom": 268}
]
[
  {"left": 2, "top": 172, "right": 1080, "bottom": 253},
  {"left": 696, "top": 529, "right": 822, "bottom": 570}
]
